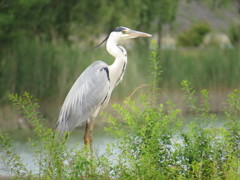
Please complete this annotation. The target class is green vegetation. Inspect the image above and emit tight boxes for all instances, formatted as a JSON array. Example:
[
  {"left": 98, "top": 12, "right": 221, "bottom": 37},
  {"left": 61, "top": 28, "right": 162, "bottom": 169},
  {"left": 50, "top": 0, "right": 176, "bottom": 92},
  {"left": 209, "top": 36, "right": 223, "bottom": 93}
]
[
  {"left": 160, "top": 47, "right": 240, "bottom": 89},
  {"left": 0, "top": 1, "right": 240, "bottom": 177},
  {"left": 0, "top": 38, "right": 151, "bottom": 101},
  {"left": 0, "top": 47, "right": 239, "bottom": 179},
  {"left": 229, "top": 24, "right": 240, "bottom": 46},
  {"left": 1, "top": 38, "right": 239, "bottom": 102},
  {"left": 0, "top": 0, "right": 179, "bottom": 102},
  {"left": 0, "top": 38, "right": 92, "bottom": 101},
  {"left": 177, "top": 22, "right": 211, "bottom": 47},
  {"left": 0, "top": 38, "right": 239, "bottom": 130},
  {"left": 0, "top": 0, "right": 178, "bottom": 45},
  {"left": 1, "top": 0, "right": 240, "bottom": 127}
]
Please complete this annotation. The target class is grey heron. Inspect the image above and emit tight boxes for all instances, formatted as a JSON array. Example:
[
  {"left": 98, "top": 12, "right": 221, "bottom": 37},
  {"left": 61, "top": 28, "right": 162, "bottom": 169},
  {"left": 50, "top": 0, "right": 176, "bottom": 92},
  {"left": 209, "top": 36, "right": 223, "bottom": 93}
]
[{"left": 56, "top": 26, "right": 151, "bottom": 150}]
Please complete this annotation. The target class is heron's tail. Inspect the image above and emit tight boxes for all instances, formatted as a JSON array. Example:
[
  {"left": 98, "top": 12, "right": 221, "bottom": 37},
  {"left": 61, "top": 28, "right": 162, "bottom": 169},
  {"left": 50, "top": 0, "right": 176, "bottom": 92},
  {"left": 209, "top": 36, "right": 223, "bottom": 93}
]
[{"left": 54, "top": 119, "right": 69, "bottom": 139}]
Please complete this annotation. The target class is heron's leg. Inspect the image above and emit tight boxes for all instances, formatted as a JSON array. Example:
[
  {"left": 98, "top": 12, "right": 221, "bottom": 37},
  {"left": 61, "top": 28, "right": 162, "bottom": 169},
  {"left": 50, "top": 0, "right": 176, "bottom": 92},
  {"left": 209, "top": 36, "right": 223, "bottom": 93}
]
[
  {"left": 84, "top": 121, "right": 89, "bottom": 146},
  {"left": 89, "top": 119, "right": 95, "bottom": 153}
]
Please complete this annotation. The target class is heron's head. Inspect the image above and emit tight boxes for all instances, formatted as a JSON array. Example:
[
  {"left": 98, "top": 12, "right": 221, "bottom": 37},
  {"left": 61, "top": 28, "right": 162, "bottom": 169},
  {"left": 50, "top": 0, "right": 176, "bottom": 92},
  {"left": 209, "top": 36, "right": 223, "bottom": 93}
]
[
  {"left": 109, "top": 26, "right": 152, "bottom": 43},
  {"left": 95, "top": 27, "right": 151, "bottom": 48}
]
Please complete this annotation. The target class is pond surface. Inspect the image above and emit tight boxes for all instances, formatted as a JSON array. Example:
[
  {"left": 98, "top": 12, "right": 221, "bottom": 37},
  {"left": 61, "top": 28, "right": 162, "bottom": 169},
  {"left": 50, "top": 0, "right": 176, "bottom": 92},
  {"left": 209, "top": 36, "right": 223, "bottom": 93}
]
[{"left": 0, "top": 126, "right": 115, "bottom": 175}]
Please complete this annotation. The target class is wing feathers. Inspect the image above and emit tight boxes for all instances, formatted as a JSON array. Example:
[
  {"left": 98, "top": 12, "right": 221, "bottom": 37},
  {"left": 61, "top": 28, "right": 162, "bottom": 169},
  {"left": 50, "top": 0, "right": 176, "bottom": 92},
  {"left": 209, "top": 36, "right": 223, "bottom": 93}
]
[{"left": 56, "top": 61, "right": 110, "bottom": 133}]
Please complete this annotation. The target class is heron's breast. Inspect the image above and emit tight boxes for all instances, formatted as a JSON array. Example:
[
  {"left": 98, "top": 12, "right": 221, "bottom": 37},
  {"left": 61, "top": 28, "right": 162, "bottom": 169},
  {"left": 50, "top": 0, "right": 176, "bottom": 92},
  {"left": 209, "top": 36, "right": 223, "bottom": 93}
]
[{"left": 109, "top": 62, "right": 127, "bottom": 90}]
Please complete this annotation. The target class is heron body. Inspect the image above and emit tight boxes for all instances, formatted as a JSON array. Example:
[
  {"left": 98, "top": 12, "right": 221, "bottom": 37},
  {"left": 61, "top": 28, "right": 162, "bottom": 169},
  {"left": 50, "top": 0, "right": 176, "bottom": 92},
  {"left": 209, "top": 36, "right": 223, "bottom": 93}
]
[
  {"left": 56, "top": 61, "right": 111, "bottom": 133},
  {"left": 56, "top": 26, "right": 151, "bottom": 149}
]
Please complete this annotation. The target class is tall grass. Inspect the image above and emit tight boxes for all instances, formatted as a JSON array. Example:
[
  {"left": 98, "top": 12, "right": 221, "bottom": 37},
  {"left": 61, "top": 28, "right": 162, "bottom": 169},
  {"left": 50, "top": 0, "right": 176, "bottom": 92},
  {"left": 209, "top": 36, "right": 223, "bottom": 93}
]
[
  {"left": 1, "top": 38, "right": 239, "bottom": 102},
  {"left": 0, "top": 38, "right": 151, "bottom": 102},
  {"left": 160, "top": 48, "right": 240, "bottom": 89},
  {"left": 0, "top": 38, "right": 89, "bottom": 101}
]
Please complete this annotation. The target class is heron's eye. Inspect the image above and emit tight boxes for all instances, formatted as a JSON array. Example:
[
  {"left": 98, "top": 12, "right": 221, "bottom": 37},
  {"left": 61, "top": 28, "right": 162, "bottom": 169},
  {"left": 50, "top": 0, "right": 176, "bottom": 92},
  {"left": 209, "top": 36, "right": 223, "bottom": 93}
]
[{"left": 122, "top": 29, "right": 129, "bottom": 34}]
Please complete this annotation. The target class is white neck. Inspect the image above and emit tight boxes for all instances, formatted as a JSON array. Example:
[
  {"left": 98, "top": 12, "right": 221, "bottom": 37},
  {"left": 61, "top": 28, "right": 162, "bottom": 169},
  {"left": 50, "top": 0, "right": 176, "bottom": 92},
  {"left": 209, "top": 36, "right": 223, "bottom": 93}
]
[{"left": 106, "top": 37, "right": 128, "bottom": 90}]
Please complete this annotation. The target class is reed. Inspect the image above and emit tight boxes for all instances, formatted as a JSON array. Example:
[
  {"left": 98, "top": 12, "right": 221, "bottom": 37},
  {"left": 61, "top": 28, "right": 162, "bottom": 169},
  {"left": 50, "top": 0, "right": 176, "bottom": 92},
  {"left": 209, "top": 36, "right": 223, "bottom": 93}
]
[
  {"left": 159, "top": 48, "right": 240, "bottom": 89},
  {"left": 1, "top": 38, "right": 239, "bottom": 103}
]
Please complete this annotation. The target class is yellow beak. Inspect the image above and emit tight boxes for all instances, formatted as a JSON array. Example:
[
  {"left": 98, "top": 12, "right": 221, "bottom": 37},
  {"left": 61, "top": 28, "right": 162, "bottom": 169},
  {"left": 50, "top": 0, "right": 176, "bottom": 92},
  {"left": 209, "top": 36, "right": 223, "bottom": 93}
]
[{"left": 129, "top": 30, "right": 152, "bottom": 38}]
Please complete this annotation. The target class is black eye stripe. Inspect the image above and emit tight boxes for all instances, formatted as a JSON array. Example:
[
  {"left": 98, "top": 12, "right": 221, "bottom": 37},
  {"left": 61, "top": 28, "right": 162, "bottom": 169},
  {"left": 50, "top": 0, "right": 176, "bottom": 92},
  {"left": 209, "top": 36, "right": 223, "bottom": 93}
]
[{"left": 113, "top": 26, "right": 127, "bottom": 32}]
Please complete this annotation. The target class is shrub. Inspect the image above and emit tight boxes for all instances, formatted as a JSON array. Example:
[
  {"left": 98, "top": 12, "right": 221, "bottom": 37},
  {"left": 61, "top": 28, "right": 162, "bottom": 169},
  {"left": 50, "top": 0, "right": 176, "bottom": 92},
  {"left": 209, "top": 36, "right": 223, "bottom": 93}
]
[
  {"left": 178, "top": 22, "right": 211, "bottom": 47},
  {"left": 103, "top": 80, "right": 240, "bottom": 179},
  {"left": 229, "top": 24, "right": 240, "bottom": 46}
]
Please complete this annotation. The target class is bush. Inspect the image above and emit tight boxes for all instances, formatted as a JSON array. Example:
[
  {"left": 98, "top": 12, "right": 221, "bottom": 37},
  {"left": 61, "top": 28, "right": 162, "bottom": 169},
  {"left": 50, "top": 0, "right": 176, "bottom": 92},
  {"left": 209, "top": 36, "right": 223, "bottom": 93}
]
[
  {"left": 178, "top": 22, "right": 211, "bottom": 47},
  {"left": 1, "top": 92, "right": 103, "bottom": 179},
  {"left": 103, "top": 80, "right": 240, "bottom": 179},
  {"left": 229, "top": 24, "right": 240, "bottom": 46}
]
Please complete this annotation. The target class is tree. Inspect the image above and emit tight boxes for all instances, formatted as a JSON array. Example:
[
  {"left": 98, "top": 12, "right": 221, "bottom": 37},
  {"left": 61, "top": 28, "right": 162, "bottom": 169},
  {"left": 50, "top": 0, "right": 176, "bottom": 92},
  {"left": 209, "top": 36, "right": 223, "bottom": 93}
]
[
  {"left": 138, "top": 0, "right": 179, "bottom": 47},
  {"left": 0, "top": 0, "right": 180, "bottom": 46},
  {"left": 0, "top": 0, "right": 79, "bottom": 45}
]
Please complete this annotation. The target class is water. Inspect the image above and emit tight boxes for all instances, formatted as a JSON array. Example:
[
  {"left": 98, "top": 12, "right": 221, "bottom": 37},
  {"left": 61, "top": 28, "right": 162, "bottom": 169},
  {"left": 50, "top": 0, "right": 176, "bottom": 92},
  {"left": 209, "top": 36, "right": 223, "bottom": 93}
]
[{"left": 0, "top": 127, "right": 115, "bottom": 175}]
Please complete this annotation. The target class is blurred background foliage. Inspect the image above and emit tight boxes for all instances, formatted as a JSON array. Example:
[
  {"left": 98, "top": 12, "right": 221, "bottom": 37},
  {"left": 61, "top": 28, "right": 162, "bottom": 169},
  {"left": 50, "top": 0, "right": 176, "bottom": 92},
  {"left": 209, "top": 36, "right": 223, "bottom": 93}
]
[
  {"left": 0, "top": 0, "right": 240, "bottom": 128},
  {"left": 177, "top": 22, "right": 211, "bottom": 47},
  {"left": 0, "top": 0, "right": 178, "bottom": 44}
]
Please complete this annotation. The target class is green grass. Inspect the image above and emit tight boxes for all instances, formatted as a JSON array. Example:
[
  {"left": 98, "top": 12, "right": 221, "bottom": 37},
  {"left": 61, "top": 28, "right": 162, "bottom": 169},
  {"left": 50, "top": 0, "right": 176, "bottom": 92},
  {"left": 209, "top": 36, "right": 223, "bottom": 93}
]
[
  {"left": 1, "top": 38, "right": 239, "bottom": 102},
  {"left": 0, "top": 38, "right": 150, "bottom": 102},
  {"left": 0, "top": 38, "right": 89, "bottom": 101},
  {"left": 159, "top": 48, "right": 240, "bottom": 89}
]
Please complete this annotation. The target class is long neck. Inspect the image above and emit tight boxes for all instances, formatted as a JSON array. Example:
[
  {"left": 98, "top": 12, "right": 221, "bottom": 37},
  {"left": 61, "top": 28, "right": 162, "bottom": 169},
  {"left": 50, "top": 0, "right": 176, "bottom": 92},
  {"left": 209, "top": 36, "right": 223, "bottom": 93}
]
[{"left": 107, "top": 40, "right": 127, "bottom": 90}]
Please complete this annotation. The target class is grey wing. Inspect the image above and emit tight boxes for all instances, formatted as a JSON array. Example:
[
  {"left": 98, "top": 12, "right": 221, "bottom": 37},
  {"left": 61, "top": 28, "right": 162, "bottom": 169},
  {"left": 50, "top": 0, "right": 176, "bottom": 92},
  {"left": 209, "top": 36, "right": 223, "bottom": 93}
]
[{"left": 56, "top": 61, "right": 110, "bottom": 133}]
